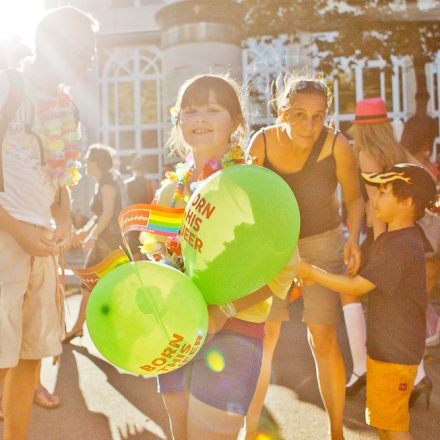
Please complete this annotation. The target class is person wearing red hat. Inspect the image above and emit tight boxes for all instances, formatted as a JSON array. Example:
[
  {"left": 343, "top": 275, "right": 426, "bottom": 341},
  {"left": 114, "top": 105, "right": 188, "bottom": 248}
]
[
  {"left": 344, "top": 97, "right": 432, "bottom": 408},
  {"left": 352, "top": 97, "right": 393, "bottom": 125}
]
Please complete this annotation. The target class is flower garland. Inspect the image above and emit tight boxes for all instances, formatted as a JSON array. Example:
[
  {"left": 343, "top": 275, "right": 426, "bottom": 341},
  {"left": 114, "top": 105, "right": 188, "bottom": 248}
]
[
  {"left": 170, "top": 145, "right": 247, "bottom": 208},
  {"left": 37, "top": 86, "right": 82, "bottom": 187}
]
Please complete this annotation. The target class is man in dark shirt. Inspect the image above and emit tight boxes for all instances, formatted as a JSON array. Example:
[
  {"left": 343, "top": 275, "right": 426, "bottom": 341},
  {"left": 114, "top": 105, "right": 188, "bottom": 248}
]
[{"left": 297, "top": 163, "right": 437, "bottom": 439}]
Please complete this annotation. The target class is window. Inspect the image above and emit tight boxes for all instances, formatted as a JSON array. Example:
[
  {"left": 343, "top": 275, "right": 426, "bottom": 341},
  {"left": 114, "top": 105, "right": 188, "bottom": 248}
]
[{"left": 98, "top": 46, "right": 164, "bottom": 180}]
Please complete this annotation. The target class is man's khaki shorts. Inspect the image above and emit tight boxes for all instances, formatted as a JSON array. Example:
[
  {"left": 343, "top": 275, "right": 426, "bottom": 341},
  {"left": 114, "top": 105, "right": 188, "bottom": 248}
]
[{"left": 0, "top": 230, "right": 63, "bottom": 368}]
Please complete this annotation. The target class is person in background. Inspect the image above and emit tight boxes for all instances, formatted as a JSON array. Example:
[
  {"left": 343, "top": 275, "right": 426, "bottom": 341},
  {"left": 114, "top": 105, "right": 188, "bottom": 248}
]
[
  {"left": 345, "top": 97, "right": 432, "bottom": 407},
  {"left": 401, "top": 92, "right": 439, "bottom": 182},
  {"left": 401, "top": 96, "right": 440, "bottom": 348},
  {"left": 124, "top": 154, "right": 158, "bottom": 205},
  {"left": 65, "top": 144, "right": 122, "bottom": 343},
  {"left": 124, "top": 154, "right": 158, "bottom": 258}
]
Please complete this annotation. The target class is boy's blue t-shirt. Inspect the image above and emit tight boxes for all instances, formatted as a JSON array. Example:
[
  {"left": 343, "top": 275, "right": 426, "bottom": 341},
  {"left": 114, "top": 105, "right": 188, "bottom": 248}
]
[{"left": 359, "top": 226, "right": 427, "bottom": 365}]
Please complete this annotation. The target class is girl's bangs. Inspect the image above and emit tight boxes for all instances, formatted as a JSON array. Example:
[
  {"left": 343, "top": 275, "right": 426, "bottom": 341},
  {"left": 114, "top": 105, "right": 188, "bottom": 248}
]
[{"left": 181, "top": 81, "right": 212, "bottom": 109}]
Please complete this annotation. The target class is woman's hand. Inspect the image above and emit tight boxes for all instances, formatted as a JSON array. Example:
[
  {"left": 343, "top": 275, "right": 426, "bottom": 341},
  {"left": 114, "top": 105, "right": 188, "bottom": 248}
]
[
  {"left": 207, "top": 306, "right": 228, "bottom": 335},
  {"left": 82, "top": 236, "right": 97, "bottom": 253},
  {"left": 344, "top": 238, "right": 361, "bottom": 276},
  {"left": 53, "top": 219, "right": 72, "bottom": 250},
  {"left": 71, "top": 229, "right": 89, "bottom": 248}
]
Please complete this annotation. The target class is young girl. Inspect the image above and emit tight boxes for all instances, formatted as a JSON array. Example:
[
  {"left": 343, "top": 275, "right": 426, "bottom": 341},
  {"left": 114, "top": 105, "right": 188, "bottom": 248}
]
[
  {"left": 146, "top": 74, "right": 298, "bottom": 440},
  {"left": 248, "top": 74, "right": 364, "bottom": 440}
]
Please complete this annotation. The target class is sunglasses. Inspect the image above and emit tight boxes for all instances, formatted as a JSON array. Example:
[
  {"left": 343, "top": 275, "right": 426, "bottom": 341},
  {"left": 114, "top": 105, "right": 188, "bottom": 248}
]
[{"left": 289, "top": 80, "right": 328, "bottom": 97}]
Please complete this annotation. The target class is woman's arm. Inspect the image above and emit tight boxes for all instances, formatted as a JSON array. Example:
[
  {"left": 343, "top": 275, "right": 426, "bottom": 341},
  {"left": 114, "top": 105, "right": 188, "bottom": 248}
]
[
  {"left": 247, "top": 130, "right": 266, "bottom": 165},
  {"left": 358, "top": 149, "right": 387, "bottom": 239},
  {"left": 334, "top": 134, "right": 364, "bottom": 275}
]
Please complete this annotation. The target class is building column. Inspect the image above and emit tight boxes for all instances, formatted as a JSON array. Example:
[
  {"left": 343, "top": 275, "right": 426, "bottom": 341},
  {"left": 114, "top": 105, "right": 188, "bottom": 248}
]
[{"left": 156, "top": 0, "right": 244, "bottom": 160}]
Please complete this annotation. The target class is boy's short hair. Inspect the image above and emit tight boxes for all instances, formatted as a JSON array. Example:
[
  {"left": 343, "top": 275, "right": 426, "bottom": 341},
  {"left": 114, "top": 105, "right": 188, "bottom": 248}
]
[{"left": 361, "top": 163, "right": 438, "bottom": 220}]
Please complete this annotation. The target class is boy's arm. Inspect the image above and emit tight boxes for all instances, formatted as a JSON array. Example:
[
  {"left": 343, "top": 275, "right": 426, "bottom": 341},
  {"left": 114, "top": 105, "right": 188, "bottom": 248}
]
[{"left": 298, "top": 259, "right": 375, "bottom": 297}]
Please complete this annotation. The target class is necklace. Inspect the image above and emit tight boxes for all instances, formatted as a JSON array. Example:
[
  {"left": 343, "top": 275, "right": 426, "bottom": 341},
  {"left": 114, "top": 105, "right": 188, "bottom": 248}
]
[
  {"left": 38, "top": 86, "right": 82, "bottom": 187},
  {"left": 24, "top": 65, "right": 82, "bottom": 187},
  {"left": 169, "top": 145, "right": 247, "bottom": 208}
]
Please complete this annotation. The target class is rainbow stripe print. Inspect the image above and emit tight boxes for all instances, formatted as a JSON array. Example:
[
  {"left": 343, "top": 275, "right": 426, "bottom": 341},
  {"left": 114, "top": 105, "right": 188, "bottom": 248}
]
[
  {"left": 69, "top": 249, "right": 129, "bottom": 290},
  {"left": 118, "top": 203, "right": 185, "bottom": 238}
]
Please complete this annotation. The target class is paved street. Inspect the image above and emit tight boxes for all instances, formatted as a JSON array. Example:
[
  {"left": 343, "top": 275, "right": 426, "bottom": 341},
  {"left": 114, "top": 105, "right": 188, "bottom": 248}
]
[{"left": 2, "top": 293, "right": 439, "bottom": 439}]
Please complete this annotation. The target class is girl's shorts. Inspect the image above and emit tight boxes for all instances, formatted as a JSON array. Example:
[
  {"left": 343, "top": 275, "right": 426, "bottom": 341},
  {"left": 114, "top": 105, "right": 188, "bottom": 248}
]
[
  {"left": 157, "top": 329, "right": 263, "bottom": 415},
  {"left": 366, "top": 356, "right": 417, "bottom": 432}
]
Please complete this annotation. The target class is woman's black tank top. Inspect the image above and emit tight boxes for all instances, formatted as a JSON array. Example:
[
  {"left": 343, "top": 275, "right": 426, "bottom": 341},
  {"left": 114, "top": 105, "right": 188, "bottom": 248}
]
[{"left": 262, "top": 128, "right": 341, "bottom": 238}]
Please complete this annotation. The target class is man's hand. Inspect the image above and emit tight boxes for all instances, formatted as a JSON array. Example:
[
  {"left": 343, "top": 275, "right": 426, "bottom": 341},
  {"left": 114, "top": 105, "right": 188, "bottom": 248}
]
[
  {"left": 207, "top": 306, "right": 228, "bottom": 335},
  {"left": 12, "top": 223, "right": 56, "bottom": 257},
  {"left": 343, "top": 238, "right": 361, "bottom": 276}
]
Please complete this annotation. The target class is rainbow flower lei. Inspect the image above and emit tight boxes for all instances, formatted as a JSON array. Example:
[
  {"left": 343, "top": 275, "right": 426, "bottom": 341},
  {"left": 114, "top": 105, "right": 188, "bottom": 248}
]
[
  {"left": 169, "top": 145, "right": 248, "bottom": 208},
  {"left": 37, "top": 86, "right": 82, "bottom": 187}
]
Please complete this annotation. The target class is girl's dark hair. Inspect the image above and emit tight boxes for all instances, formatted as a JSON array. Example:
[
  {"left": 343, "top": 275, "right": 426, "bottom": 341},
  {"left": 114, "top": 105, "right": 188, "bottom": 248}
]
[
  {"left": 167, "top": 73, "right": 248, "bottom": 156},
  {"left": 86, "top": 143, "right": 115, "bottom": 175}
]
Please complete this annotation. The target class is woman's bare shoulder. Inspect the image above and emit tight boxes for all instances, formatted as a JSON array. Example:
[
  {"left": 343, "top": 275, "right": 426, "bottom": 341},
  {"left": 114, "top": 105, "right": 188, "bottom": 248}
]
[{"left": 332, "top": 129, "right": 350, "bottom": 147}]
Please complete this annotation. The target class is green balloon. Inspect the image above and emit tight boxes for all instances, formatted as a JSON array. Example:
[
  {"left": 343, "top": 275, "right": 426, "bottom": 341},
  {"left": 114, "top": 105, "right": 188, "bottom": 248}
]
[
  {"left": 86, "top": 261, "right": 208, "bottom": 375},
  {"left": 181, "top": 165, "right": 300, "bottom": 304}
]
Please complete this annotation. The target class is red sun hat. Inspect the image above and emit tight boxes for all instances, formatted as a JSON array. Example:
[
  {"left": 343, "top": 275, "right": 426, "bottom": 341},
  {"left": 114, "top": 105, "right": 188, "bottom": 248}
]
[{"left": 353, "top": 97, "right": 392, "bottom": 124}]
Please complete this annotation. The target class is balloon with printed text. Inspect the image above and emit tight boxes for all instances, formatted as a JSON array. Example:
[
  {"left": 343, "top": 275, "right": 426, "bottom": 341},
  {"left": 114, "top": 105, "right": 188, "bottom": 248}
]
[
  {"left": 86, "top": 261, "right": 208, "bottom": 375},
  {"left": 180, "top": 164, "right": 300, "bottom": 304}
]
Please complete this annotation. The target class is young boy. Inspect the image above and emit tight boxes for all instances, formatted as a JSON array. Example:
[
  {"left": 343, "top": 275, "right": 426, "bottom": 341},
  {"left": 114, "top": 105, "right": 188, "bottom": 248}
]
[{"left": 297, "top": 163, "right": 437, "bottom": 440}]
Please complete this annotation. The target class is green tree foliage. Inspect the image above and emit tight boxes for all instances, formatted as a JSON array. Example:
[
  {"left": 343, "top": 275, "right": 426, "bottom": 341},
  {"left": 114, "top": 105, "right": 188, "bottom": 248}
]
[
  {"left": 239, "top": 1, "right": 439, "bottom": 68},
  {"left": 238, "top": 0, "right": 439, "bottom": 104}
]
